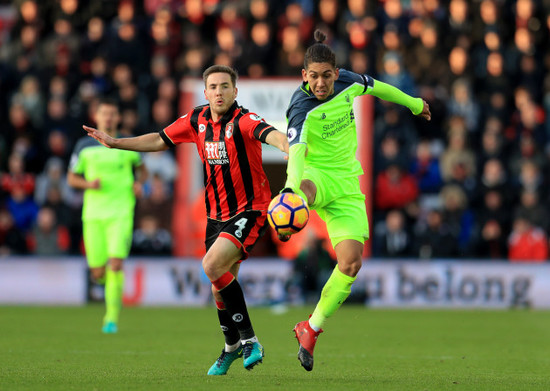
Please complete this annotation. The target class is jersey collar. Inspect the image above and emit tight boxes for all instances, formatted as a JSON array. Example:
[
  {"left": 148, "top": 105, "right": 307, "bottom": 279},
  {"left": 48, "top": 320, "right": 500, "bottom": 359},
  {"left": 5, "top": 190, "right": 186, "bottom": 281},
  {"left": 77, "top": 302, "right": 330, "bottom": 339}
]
[{"left": 204, "top": 101, "right": 240, "bottom": 122}]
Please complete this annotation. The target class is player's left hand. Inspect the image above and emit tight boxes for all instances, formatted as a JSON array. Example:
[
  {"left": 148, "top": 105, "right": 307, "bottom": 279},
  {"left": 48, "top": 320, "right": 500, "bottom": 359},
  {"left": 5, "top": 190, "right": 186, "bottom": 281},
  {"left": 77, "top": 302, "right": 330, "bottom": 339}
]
[{"left": 419, "top": 99, "right": 431, "bottom": 121}]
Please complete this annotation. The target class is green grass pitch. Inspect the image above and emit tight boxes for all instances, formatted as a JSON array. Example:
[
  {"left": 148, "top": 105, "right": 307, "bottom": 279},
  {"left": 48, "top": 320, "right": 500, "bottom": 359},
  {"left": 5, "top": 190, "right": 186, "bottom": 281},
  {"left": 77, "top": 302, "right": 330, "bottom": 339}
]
[{"left": 1, "top": 305, "right": 550, "bottom": 391}]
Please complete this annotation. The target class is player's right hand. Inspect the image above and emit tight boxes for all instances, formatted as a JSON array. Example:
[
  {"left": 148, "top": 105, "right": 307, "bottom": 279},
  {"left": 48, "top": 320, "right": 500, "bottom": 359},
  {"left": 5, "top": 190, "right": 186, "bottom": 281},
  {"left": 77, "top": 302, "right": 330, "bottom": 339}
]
[{"left": 83, "top": 125, "right": 114, "bottom": 148}]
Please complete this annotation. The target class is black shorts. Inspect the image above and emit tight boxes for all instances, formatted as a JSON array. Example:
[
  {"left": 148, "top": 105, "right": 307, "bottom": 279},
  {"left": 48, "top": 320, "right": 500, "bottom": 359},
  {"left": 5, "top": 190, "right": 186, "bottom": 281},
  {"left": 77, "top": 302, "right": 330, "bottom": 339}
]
[{"left": 205, "top": 210, "right": 268, "bottom": 261}]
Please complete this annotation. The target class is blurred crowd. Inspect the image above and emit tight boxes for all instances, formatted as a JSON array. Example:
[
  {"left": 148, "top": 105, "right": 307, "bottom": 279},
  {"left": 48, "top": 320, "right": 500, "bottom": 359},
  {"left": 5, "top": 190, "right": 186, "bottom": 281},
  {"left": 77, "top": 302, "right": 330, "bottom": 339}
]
[{"left": 0, "top": 0, "right": 550, "bottom": 262}]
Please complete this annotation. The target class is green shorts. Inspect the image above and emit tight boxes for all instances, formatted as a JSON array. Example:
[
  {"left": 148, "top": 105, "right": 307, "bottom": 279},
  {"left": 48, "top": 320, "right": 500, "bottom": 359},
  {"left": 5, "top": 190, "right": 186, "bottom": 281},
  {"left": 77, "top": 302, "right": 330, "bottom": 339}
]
[
  {"left": 83, "top": 216, "right": 134, "bottom": 268},
  {"left": 304, "top": 166, "right": 369, "bottom": 248}
]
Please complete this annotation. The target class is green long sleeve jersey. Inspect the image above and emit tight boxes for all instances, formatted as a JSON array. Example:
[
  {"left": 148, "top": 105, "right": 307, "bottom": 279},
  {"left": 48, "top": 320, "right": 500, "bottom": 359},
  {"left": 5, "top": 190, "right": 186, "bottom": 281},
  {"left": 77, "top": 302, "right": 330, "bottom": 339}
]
[{"left": 284, "top": 69, "right": 423, "bottom": 194}]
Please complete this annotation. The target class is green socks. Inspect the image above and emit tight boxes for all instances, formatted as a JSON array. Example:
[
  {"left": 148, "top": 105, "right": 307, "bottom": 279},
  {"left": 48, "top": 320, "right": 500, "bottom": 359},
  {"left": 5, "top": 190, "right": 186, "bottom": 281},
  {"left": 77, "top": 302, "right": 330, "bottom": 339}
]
[
  {"left": 104, "top": 269, "right": 124, "bottom": 324},
  {"left": 309, "top": 265, "right": 356, "bottom": 329}
]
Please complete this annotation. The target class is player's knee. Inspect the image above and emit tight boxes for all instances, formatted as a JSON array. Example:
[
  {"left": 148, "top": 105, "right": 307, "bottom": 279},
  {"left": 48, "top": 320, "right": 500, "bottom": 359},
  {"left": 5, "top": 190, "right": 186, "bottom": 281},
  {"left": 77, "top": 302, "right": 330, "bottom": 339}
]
[
  {"left": 108, "top": 258, "right": 123, "bottom": 271},
  {"left": 338, "top": 258, "right": 362, "bottom": 277},
  {"left": 202, "top": 254, "right": 222, "bottom": 280},
  {"left": 90, "top": 267, "right": 105, "bottom": 281}
]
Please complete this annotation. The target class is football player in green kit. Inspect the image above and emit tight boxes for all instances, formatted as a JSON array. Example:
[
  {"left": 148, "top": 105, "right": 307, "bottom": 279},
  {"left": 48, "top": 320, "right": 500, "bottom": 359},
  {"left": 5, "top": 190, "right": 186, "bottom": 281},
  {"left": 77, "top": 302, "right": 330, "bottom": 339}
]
[
  {"left": 68, "top": 98, "right": 148, "bottom": 334},
  {"left": 282, "top": 30, "right": 431, "bottom": 371}
]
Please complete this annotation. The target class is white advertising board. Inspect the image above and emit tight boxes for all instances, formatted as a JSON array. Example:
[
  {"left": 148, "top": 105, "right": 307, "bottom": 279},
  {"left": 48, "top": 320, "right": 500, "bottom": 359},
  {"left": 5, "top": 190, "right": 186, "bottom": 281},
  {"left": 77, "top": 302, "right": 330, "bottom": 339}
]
[
  {"left": 355, "top": 261, "right": 550, "bottom": 308},
  {"left": 1, "top": 258, "right": 549, "bottom": 308},
  {"left": 0, "top": 258, "right": 86, "bottom": 305},
  {"left": 121, "top": 259, "right": 291, "bottom": 307}
]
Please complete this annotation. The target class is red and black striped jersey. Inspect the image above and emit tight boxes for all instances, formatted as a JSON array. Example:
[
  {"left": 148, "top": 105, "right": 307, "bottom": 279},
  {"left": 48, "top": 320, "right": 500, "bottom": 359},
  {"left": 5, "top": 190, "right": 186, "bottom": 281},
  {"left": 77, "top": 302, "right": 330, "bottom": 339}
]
[{"left": 160, "top": 101, "right": 276, "bottom": 221}]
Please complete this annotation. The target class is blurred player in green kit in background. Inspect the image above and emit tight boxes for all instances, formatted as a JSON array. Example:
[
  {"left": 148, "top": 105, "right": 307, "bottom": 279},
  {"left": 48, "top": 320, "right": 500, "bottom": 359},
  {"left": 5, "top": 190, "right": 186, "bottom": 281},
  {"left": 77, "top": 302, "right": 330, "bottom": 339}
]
[{"left": 68, "top": 98, "right": 148, "bottom": 334}]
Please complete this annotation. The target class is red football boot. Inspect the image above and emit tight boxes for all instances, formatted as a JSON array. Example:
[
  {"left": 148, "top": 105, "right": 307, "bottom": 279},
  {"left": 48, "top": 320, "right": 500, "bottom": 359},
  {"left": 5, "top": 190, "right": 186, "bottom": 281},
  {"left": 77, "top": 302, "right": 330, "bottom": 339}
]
[{"left": 293, "top": 319, "right": 323, "bottom": 371}]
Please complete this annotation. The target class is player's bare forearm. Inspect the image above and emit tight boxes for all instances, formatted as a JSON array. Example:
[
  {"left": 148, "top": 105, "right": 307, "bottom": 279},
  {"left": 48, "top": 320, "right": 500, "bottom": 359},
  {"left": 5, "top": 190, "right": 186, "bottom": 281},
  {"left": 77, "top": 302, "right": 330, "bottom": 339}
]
[
  {"left": 83, "top": 126, "right": 169, "bottom": 152},
  {"left": 67, "top": 171, "right": 100, "bottom": 190},
  {"left": 265, "top": 130, "right": 289, "bottom": 154}
]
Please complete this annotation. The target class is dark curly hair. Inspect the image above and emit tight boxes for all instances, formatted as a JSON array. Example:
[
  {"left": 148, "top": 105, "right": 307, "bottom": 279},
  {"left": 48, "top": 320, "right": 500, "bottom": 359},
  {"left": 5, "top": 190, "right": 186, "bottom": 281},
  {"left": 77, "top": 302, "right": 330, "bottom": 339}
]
[{"left": 304, "top": 30, "right": 336, "bottom": 69}]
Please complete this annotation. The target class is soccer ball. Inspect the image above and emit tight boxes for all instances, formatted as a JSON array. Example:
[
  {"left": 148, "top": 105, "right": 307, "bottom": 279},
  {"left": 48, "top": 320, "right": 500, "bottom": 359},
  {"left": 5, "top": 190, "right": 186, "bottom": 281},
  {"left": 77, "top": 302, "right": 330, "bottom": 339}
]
[{"left": 267, "top": 193, "right": 309, "bottom": 235}]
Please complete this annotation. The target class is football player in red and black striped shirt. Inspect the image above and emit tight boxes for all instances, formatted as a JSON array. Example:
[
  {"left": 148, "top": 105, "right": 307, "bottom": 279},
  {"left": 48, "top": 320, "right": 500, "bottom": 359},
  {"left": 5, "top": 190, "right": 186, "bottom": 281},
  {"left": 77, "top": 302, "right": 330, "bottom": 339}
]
[{"left": 83, "top": 65, "right": 289, "bottom": 375}]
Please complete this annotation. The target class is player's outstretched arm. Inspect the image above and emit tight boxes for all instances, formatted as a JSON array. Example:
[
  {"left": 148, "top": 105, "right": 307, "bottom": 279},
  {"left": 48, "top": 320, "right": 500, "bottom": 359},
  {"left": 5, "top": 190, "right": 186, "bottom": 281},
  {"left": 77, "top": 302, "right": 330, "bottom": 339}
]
[
  {"left": 265, "top": 130, "right": 289, "bottom": 154},
  {"left": 369, "top": 79, "right": 431, "bottom": 121},
  {"left": 83, "top": 125, "right": 169, "bottom": 152}
]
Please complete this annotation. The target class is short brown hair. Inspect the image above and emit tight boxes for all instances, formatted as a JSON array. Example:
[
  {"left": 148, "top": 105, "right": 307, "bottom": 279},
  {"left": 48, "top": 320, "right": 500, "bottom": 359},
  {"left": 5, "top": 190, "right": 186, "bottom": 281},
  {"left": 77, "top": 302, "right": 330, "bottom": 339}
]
[{"left": 202, "top": 65, "right": 238, "bottom": 87}]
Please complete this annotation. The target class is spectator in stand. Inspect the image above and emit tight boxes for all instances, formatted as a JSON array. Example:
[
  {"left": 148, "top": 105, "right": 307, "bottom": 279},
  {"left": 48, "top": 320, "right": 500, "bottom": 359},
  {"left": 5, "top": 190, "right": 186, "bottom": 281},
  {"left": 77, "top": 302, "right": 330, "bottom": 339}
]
[
  {"left": 409, "top": 139, "right": 443, "bottom": 194},
  {"left": 135, "top": 173, "right": 173, "bottom": 232},
  {"left": 407, "top": 21, "right": 447, "bottom": 88},
  {"left": 511, "top": 159, "right": 547, "bottom": 205},
  {"left": 442, "top": 45, "right": 472, "bottom": 95},
  {"left": 242, "top": 21, "right": 276, "bottom": 77},
  {"left": 131, "top": 214, "right": 172, "bottom": 256},
  {"left": 415, "top": 207, "right": 459, "bottom": 259},
  {"left": 513, "top": 190, "right": 550, "bottom": 234},
  {"left": 107, "top": 1, "right": 147, "bottom": 74},
  {"left": 42, "top": 185, "right": 81, "bottom": 255},
  {"left": 43, "top": 130, "right": 72, "bottom": 168},
  {"left": 444, "top": 0, "right": 472, "bottom": 48},
  {"left": 378, "top": 51, "right": 416, "bottom": 98},
  {"left": 5, "top": 102, "right": 39, "bottom": 161},
  {"left": 439, "top": 117, "right": 477, "bottom": 199},
  {"left": 142, "top": 152, "right": 177, "bottom": 191},
  {"left": 473, "top": 158, "right": 509, "bottom": 209},
  {"left": 0, "top": 208, "right": 28, "bottom": 255},
  {"left": 79, "top": 17, "right": 108, "bottom": 72},
  {"left": 27, "top": 206, "right": 70, "bottom": 256},
  {"left": 277, "top": 24, "right": 306, "bottom": 76},
  {"left": 508, "top": 214, "right": 548, "bottom": 262},
  {"left": 374, "top": 162, "right": 419, "bottom": 213},
  {"left": 43, "top": 97, "right": 77, "bottom": 147},
  {"left": 149, "top": 6, "right": 181, "bottom": 64},
  {"left": 373, "top": 209, "right": 413, "bottom": 258},
  {"left": 476, "top": 120, "right": 505, "bottom": 173},
  {"left": 1, "top": 153, "right": 35, "bottom": 200},
  {"left": 440, "top": 184, "right": 475, "bottom": 255},
  {"left": 277, "top": 2, "right": 313, "bottom": 45},
  {"left": 34, "top": 157, "right": 73, "bottom": 206},
  {"left": 373, "top": 106, "right": 418, "bottom": 159},
  {"left": 472, "top": 189, "right": 510, "bottom": 259},
  {"left": 5, "top": 184, "right": 39, "bottom": 233},
  {"left": 373, "top": 131, "right": 409, "bottom": 175},
  {"left": 11, "top": 74, "right": 45, "bottom": 129},
  {"left": 447, "top": 78, "right": 481, "bottom": 134}
]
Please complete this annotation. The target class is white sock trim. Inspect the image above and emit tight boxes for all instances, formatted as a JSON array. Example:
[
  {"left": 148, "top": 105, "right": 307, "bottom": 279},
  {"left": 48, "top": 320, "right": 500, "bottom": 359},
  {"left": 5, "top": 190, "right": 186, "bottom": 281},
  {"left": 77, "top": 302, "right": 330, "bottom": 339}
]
[
  {"left": 309, "top": 320, "right": 321, "bottom": 332},
  {"left": 240, "top": 336, "right": 259, "bottom": 344},
  {"left": 225, "top": 341, "right": 241, "bottom": 353}
]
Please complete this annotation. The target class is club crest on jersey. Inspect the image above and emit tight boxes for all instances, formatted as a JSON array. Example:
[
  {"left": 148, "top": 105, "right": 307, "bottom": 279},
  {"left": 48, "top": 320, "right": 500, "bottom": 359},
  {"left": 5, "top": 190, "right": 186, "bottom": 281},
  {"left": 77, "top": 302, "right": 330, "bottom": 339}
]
[
  {"left": 199, "top": 124, "right": 206, "bottom": 133},
  {"left": 205, "top": 141, "right": 229, "bottom": 165},
  {"left": 320, "top": 113, "right": 326, "bottom": 120},
  {"left": 225, "top": 122, "right": 233, "bottom": 138}
]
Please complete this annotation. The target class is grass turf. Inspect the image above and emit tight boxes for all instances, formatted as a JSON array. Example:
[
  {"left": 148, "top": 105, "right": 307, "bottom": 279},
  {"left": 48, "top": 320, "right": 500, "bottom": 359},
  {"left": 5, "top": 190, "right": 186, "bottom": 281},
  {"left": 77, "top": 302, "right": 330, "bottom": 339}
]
[{"left": 1, "top": 305, "right": 549, "bottom": 391}]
